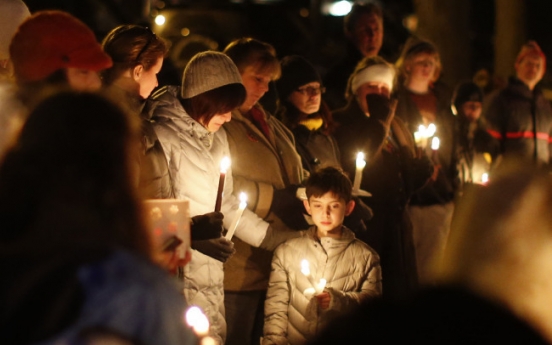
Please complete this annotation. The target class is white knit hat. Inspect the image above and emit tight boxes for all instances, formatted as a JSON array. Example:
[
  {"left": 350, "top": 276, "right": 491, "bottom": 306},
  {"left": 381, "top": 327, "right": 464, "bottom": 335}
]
[
  {"left": 181, "top": 51, "right": 243, "bottom": 99},
  {"left": 0, "top": 0, "right": 30, "bottom": 60}
]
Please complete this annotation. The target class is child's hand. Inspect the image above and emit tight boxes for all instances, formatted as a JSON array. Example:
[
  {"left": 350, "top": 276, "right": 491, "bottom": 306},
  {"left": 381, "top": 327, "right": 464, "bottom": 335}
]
[{"left": 315, "top": 291, "right": 331, "bottom": 310}]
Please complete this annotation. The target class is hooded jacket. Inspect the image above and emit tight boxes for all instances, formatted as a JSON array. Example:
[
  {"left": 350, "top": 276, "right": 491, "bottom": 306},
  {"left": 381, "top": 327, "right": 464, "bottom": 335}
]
[{"left": 263, "top": 226, "right": 382, "bottom": 345}]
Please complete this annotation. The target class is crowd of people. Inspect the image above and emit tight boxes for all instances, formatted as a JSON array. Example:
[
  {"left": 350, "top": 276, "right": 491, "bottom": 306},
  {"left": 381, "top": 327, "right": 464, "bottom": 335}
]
[{"left": 1, "top": 0, "right": 552, "bottom": 344}]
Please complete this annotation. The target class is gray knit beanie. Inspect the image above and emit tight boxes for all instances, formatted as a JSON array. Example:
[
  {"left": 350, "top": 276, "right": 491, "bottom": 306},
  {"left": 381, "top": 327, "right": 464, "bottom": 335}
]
[
  {"left": 181, "top": 51, "right": 243, "bottom": 99},
  {"left": 0, "top": 0, "right": 30, "bottom": 60}
]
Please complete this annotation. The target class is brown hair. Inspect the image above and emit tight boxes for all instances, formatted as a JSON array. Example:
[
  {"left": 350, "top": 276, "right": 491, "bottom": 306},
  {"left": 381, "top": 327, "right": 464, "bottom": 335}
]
[
  {"left": 101, "top": 25, "right": 167, "bottom": 86},
  {"left": 180, "top": 83, "right": 246, "bottom": 125},
  {"left": 395, "top": 37, "right": 442, "bottom": 83},
  {"left": 223, "top": 37, "right": 281, "bottom": 80},
  {"left": 306, "top": 166, "right": 353, "bottom": 202},
  {"left": 344, "top": 2, "right": 383, "bottom": 34}
]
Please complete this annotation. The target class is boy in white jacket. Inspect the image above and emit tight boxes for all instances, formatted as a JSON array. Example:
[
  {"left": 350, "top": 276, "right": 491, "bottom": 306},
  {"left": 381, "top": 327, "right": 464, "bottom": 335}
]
[{"left": 263, "top": 167, "right": 382, "bottom": 345}]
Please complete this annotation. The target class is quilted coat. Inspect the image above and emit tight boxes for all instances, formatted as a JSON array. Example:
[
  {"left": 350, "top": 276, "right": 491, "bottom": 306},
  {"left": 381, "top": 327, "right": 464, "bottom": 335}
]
[
  {"left": 149, "top": 86, "right": 270, "bottom": 343},
  {"left": 263, "top": 226, "right": 382, "bottom": 345}
]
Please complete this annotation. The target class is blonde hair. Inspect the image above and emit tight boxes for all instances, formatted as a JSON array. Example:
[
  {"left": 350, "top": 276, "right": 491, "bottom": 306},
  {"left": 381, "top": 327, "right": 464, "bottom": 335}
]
[{"left": 395, "top": 37, "right": 442, "bottom": 83}]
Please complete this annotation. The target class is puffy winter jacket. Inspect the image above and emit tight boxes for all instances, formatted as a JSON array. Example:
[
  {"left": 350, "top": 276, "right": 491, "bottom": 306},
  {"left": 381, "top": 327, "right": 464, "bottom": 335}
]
[
  {"left": 263, "top": 226, "right": 382, "bottom": 345},
  {"left": 149, "top": 86, "right": 270, "bottom": 343},
  {"left": 484, "top": 77, "right": 552, "bottom": 165}
]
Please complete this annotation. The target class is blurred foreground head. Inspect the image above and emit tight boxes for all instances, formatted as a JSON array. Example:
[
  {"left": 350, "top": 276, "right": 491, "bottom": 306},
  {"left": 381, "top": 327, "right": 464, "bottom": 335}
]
[
  {"left": 436, "top": 159, "right": 552, "bottom": 341},
  {"left": 0, "top": 91, "right": 149, "bottom": 256}
]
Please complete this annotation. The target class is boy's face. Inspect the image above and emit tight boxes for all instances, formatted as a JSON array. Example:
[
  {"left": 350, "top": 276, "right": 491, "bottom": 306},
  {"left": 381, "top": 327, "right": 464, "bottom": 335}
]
[{"left": 303, "top": 192, "right": 355, "bottom": 239}]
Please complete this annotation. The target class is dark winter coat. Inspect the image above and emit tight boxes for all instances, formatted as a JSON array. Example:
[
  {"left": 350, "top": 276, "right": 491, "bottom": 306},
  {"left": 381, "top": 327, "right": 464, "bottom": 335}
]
[
  {"left": 394, "top": 86, "right": 458, "bottom": 206},
  {"left": 483, "top": 77, "right": 552, "bottom": 165},
  {"left": 333, "top": 100, "right": 430, "bottom": 299}
]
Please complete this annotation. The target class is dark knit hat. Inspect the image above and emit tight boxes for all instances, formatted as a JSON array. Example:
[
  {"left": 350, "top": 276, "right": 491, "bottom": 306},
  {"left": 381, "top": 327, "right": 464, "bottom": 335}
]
[
  {"left": 181, "top": 51, "right": 242, "bottom": 99},
  {"left": 276, "top": 55, "right": 322, "bottom": 100},
  {"left": 452, "top": 81, "right": 483, "bottom": 112},
  {"left": 10, "top": 11, "right": 112, "bottom": 83}
]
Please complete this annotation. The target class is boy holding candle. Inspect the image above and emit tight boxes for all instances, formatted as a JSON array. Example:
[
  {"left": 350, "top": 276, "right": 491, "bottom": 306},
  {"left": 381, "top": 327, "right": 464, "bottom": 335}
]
[{"left": 263, "top": 166, "right": 382, "bottom": 345}]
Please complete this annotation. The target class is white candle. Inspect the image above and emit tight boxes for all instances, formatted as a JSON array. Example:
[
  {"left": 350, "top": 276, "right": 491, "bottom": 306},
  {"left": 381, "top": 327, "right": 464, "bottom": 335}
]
[
  {"left": 300, "top": 259, "right": 317, "bottom": 288},
  {"left": 214, "top": 156, "right": 231, "bottom": 212},
  {"left": 431, "top": 137, "right": 440, "bottom": 151},
  {"left": 353, "top": 152, "right": 366, "bottom": 192},
  {"left": 225, "top": 192, "right": 247, "bottom": 241},
  {"left": 185, "top": 306, "right": 210, "bottom": 337}
]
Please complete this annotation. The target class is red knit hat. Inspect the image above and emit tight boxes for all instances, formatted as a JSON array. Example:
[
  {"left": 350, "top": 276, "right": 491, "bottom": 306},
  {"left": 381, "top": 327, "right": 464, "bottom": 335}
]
[
  {"left": 515, "top": 40, "right": 546, "bottom": 73},
  {"left": 9, "top": 10, "right": 112, "bottom": 82}
]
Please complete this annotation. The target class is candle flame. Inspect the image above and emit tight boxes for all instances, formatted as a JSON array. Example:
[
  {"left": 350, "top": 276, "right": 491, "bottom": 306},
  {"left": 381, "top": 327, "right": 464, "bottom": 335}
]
[
  {"left": 220, "top": 156, "right": 231, "bottom": 173},
  {"left": 300, "top": 259, "right": 310, "bottom": 276},
  {"left": 426, "top": 123, "right": 437, "bottom": 137},
  {"left": 185, "top": 306, "right": 210, "bottom": 336},
  {"left": 431, "top": 137, "right": 440, "bottom": 150},
  {"left": 317, "top": 278, "right": 327, "bottom": 291},
  {"left": 239, "top": 192, "right": 247, "bottom": 203},
  {"left": 356, "top": 152, "right": 366, "bottom": 169},
  {"left": 481, "top": 173, "right": 489, "bottom": 184}
]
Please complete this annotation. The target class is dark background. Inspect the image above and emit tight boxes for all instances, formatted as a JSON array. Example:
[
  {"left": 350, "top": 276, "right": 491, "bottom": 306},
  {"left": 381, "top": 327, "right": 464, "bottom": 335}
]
[{"left": 20, "top": 0, "right": 552, "bottom": 94}]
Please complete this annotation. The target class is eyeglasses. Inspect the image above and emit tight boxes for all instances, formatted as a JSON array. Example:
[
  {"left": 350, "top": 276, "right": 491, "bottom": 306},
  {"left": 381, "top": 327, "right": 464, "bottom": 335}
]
[{"left": 295, "top": 86, "right": 326, "bottom": 96}]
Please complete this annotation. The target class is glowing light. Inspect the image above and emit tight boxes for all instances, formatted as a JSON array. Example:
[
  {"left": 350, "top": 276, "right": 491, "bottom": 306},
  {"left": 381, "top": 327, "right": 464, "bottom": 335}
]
[
  {"left": 328, "top": 1, "right": 353, "bottom": 17},
  {"left": 301, "top": 259, "right": 310, "bottom": 276},
  {"left": 481, "top": 173, "right": 489, "bottom": 184},
  {"left": 431, "top": 137, "right": 440, "bottom": 150},
  {"left": 155, "top": 14, "right": 166, "bottom": 26},
  {"left": 185, "top": 306, "right": 209, "bottom": 336},
  {"left": 220, "top": 156, "right": 231, "bottom": 173}
]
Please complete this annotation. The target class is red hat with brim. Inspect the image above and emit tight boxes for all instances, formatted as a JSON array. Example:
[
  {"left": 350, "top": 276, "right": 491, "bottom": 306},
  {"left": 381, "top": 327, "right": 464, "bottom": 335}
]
[{"left": 10, "top": 10, "right": 112, "bottom": 83}]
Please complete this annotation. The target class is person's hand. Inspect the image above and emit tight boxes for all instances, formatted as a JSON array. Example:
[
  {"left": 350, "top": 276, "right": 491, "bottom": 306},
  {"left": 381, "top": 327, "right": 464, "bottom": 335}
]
[
  {"left": 192, "top": 237, "right": 235, "bottom": 262},
  {"left": 191, "top": 212, "right": 224, "bottom": 241},
  {"left": 315, "top": 291, "right": 331, "bottom": 310},
  {"left": 366, "top": 94, "right": 397, "bottom": 129}
]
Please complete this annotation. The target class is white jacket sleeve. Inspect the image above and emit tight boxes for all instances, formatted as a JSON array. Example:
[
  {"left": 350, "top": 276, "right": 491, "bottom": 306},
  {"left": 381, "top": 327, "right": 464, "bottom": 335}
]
[{"left": 262, "top": 246, "right": 290, "bottom": 345}]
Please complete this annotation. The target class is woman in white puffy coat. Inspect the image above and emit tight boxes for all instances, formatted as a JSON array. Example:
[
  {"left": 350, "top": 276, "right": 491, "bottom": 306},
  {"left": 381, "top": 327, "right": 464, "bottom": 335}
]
[{"left": 149, "top": 51, "right": 298, "bottom": 344}]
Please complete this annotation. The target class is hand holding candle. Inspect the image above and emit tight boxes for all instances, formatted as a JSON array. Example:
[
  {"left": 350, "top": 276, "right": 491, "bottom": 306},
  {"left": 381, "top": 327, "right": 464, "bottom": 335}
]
[
  {"left": 353, "top": 152, "right": 366, "bottom": 193},
  {"left": 225, "top": 192, "right": 247, "bottom": 241},
  {"left": 214, "top": 156, "right": 230, "bottom": 212}
]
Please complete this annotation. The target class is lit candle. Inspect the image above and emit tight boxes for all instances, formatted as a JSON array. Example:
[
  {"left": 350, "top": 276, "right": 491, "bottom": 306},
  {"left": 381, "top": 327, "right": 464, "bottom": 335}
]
[
  {"left": 225, "top": 192, "right": 247, "bottom": 241},
  {"left": 315, "top": 278, "right": 327, "bottom": 295},
  {"left": 426, "top": 123, "right": 436, "bottom": 137},
  {"left": 431, "top": 136, "right": 440, "bottom": 151},
  {"left": 185, "top": 306, "right": 210, "bottom": 337},
  {"left": 214, "top": 156, "right": 230, "bottom": 212},
  {"left": 353, "top": 152, "right": 366, "bottom": 193},
  {"left": 481, "top": 173, "right": 489, "bottom": 184},
  {"left": 300, "top": 259, "right": 317, "bottom": 288}
]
